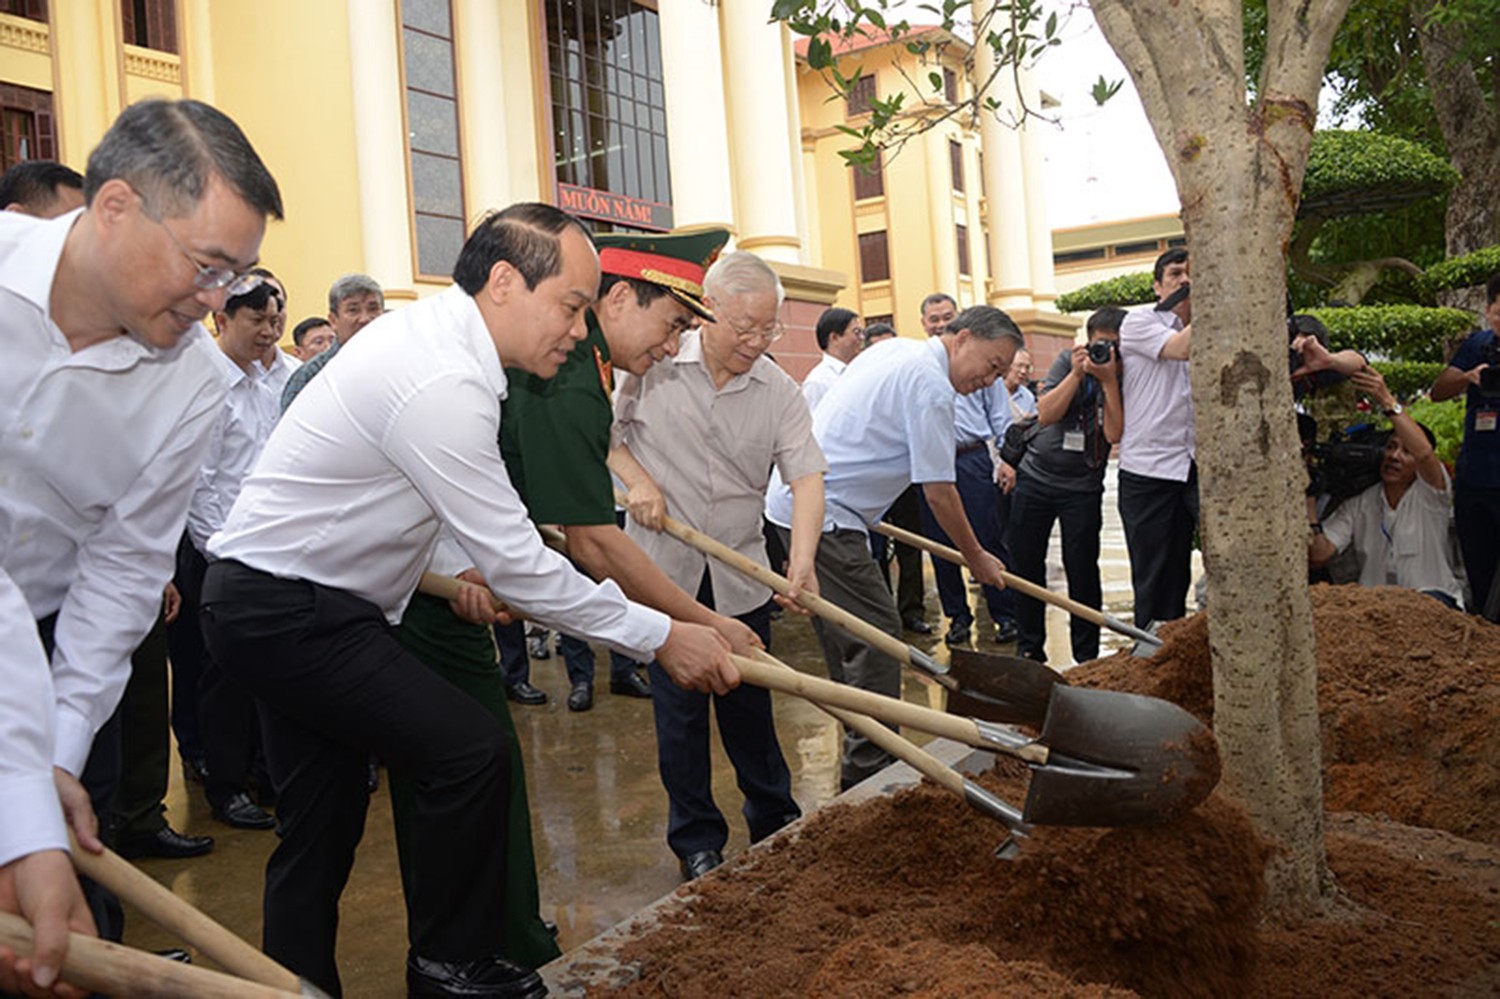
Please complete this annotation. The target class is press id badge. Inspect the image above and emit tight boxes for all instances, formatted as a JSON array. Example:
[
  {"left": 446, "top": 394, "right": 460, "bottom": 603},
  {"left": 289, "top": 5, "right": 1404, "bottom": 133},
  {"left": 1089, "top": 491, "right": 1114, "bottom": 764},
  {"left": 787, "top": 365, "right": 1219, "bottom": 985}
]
[
  {"left": 1477, "top": 409, "right": 1498, "bottom": 433},
  {"left": 1062, "top": 430, "right": 1086, "bottom": 452}
]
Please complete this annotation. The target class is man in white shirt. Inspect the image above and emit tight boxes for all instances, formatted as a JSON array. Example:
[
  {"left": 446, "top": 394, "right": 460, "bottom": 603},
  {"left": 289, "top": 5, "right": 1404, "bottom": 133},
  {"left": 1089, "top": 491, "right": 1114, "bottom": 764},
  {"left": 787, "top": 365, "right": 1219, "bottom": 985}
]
[
  {"left": 765, "top": 305, "right": 1022, "bottom": 789},
  {"left": 202, "top": 203, "right": 737, "bottom": 998},
  {"left": 801, "top": 306, "right": 862, "bottom": 411},
  {"left": 0, "top": 98, "right": 280, "bottom": 997},
  {"left": 1118, "top": 247, "right": 1199, "bottom": 628}
]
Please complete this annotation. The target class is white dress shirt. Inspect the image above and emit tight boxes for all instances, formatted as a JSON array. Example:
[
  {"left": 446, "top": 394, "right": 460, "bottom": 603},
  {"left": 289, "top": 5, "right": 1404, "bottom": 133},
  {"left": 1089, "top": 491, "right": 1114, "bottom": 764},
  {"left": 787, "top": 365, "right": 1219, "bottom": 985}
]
[
  {"left": 254, "top": 347, "right": 301, "bottom": 400},
  {"left": 1324, "top": 471, "right": 1464, "bottom": 607},
  {"left": 210, "top": 285, "right": 670, "bottom": 658},
  {"left": 1119, "top": 305, "right": 1196, "bottom": 481},
  {"left": 615, "top": 331, "right": 827, "bottom": 616},
  {"left": 766, "top": 336, "right": 955, "bottom": 533},
  {"left": 800, "top": 352, "right": 846, "bottom": 412},
  {"left": 954, "top": 380, "right": 1011, "bottom": 447},
  {"left": 0, "top": 210, "right": 225, "bottom": 864},
  {"left": 186, "top": 348, "right": 281, "bottom": 553}
]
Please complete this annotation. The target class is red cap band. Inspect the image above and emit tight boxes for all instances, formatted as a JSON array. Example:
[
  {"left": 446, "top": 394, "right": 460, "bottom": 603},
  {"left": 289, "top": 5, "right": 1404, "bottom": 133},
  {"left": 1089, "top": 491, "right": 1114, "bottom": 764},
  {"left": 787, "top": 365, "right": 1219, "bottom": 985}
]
[{"left": 597, "top": 247, "right": 706, "bottom": 293}]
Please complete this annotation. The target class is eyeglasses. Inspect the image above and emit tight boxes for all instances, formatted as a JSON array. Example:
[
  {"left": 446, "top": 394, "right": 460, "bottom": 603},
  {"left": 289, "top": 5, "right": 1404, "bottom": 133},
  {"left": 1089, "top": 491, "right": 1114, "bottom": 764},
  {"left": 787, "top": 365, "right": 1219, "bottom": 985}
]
[
  {"left": 724, "top": 317, "right": 785, "bottom": 345},
  {"left": 146, "top": 209, "right": 261, "bottom": 296}
]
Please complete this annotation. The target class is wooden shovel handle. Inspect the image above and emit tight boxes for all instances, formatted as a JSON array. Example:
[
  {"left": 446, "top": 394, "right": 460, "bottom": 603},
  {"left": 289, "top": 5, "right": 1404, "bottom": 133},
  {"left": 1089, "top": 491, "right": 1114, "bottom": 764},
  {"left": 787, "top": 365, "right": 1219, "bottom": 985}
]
[
  {"left": 68, "top": 842, "right": 303, "bottom": 994},
  {"left": 732, "top": 654, "right": 1046, "bottom": 763},
  {"left": 872, "top": 521, "right": 1111, "bottom": 627},
  {"left": 0, "top": 911, "right": 299, "bottom": 998}
]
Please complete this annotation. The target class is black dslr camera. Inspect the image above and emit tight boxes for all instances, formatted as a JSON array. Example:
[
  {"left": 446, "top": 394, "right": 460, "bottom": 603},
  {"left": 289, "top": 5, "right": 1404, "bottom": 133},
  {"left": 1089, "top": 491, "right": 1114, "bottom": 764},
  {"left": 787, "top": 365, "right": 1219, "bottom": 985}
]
[
  {"left": 1479, "top": 342, "right": 1500, "bottom": 395},
  {"left": 1087, "top": 339, "right": 1116, "bottom": 365}
]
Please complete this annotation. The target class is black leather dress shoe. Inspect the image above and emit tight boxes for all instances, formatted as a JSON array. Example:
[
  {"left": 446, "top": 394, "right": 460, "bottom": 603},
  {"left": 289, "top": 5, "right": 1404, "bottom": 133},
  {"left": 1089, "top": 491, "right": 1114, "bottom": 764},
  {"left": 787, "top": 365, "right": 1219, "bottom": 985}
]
[
  {"left": 944, "top": 619, "right": 972, "bottom": 646},
  {"left": 181, "top": 755, "right": 208, "bottom": 784},
  {"left": 903, "top": 617, "right": 934, "bottom": 635},
  {"left": 993, "top": 620, "right": 1019, "bottom": 644},
  {"left": 506, "top": 681, "right": 548, "bottom": 706},
  {"left": 679, "top": 849, "right": 723, "bottom": 881},
  {"left": 406, "top": 953, "right": 547, "bottom": 998},
  {"left": 211, "top": 792, "right": 276, "bottom": 830},
  {"left": 117, "top": 826, "right": 215, "bottom": 860},
  {"left": 566, "top": 682, "right": 593, "bottom": 712},
  {"left": 609, "top": 670, "right": 651, "bottom": 698}
]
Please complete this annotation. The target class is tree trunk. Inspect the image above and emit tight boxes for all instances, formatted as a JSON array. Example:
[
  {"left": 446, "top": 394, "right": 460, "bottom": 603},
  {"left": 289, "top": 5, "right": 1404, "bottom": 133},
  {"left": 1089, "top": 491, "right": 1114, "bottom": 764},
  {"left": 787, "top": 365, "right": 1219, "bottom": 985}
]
[{"left": 1090, "top": 0, "right": 1351, "bottom": 918}]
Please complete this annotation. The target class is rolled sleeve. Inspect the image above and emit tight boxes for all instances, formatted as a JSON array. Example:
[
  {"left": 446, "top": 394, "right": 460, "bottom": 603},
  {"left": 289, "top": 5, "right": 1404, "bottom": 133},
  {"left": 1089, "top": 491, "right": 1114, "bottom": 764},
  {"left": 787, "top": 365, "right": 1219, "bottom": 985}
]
[
  {"left": 0, "top": 570, "right": 67, "bottom": 865},
  {"left": 383, "top": 374, "right": 670, "bottom": 660},
  {"left": 50, "top": 380, "right": 222, "bottom": 775}
]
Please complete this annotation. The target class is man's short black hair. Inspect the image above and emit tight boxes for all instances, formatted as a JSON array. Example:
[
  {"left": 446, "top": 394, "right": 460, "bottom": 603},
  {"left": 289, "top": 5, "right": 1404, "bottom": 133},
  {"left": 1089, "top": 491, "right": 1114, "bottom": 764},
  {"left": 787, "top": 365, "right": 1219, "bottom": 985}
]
[
  {"left": 815, "top": 307, "right": 858, "bottom": 350},
  {"left": 0, "top": 160, "right": 83, "bottom": 214},
  {"left": 1486, "top": 271, "right": 1499, "bottom": 307},
  {"left": 1154, "top": 247, "right": 1189, "bottom": 283},
  {"left": 864, "top": 321, "right": 896, "bottom": 343},
  {"left": 452, "top": 203, "right": 588, "bottom": 294},
  {"left": 1086, "top": 306, "right": 1127, "bottom": 338},
  {"left": 292, "top": 315, "right": 332, "bottom": 346},
  {"left": 220, "top": 280, "right": 277, "bottom": 317},
  {"left": 599, "top": 273, "right": 671, "bottom": 309},
  {"left": 919, "top": 292, "right": 957, "bottom": 317},
  {"left": 85, "top": 99, "right": 282, "bottom": 220}
]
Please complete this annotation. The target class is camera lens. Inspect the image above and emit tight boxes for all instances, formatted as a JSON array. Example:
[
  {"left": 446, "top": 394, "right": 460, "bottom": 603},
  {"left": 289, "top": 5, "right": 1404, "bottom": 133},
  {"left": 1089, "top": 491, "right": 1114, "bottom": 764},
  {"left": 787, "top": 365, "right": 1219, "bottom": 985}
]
[{"left": 1088, "top": 340, "right": 1113, "bottom": 365}]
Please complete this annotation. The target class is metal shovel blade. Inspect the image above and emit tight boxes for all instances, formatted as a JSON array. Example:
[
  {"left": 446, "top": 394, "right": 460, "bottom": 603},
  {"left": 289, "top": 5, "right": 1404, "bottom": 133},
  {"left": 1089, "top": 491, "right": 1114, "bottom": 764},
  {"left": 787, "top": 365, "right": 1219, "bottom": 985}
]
[
  {"left": 1021, "top": 685, "right": 1221, "bottom": 827},
  {"left": 943, "top": 649, "right": 1066, "bottom": 728}
]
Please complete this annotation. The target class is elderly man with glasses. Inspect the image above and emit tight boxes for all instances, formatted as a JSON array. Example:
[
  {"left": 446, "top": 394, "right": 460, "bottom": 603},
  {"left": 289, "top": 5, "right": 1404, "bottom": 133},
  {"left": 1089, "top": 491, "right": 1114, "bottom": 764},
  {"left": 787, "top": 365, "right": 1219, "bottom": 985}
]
[{"left": 0, "top": 98, "right": 280, "bottom": 996}]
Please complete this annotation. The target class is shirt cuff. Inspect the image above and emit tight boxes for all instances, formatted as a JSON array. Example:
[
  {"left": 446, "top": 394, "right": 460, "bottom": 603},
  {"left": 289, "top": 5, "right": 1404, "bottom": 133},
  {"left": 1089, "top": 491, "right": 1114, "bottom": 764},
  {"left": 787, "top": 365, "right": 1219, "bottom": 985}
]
[
  {"left": 625, "top": 605, "right": 672, "bottom": 662},
  {"left": 52, "top": 707, "right": 95, "bottom": 778},
  {"left": 0, "top": 773, "right": 67, "bottom": 866}
]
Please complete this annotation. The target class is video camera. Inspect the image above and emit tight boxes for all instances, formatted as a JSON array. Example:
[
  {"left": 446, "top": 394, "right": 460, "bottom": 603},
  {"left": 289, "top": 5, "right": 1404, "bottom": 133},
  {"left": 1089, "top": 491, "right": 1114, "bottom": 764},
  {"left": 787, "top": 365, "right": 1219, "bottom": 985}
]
[{"left": 1305, "top": 421, "right": 1387, "bottom": 508}]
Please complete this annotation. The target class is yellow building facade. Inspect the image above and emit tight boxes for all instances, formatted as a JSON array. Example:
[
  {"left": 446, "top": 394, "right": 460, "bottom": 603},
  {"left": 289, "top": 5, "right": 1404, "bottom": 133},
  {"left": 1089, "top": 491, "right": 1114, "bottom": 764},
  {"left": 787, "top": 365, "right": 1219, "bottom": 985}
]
[{"left": 1, "top": 2, "right": 1071, "bottom": 371}]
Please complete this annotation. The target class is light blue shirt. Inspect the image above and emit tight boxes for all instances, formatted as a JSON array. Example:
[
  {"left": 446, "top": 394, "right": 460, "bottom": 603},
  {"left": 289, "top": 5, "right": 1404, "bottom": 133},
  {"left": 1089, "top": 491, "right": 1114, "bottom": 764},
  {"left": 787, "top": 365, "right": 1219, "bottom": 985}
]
[
  {"left": 766, "top": 336, "right": 956, "bottom": 533},
  {"left": 954, "top": 380, "right": 1011, "bottom": 447},
  {"left": 1010, "top": 383, "right": 1037, "bottom": 417}
]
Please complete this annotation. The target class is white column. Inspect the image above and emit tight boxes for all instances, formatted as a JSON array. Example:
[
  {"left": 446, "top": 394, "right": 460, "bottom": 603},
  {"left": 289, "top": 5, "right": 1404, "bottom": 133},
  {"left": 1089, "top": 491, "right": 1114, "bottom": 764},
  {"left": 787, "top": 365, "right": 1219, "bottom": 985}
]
[
  {"left": 179, "top": 0, "right": 215, "bottom": 102},
  {"left": 1019, "top": 75, "right": 1057, "bottom": 305},
  {"left": 973, "top": 1, "right": 1033, "bottom": 309},
  {"left": 658, "top": 0, "right": 735, "bottom": 230},
  {"left": 346, "top": 0, "right": 415, "bottom": 295},
  {"left": 720, "top": 4, "right": 802, "bottom": 262},
  {"left": 453, "top": 0, "right": 512, "bottom": 217},
  {"left": 51, "top": 0, "right": 121, "bottom": 164}
]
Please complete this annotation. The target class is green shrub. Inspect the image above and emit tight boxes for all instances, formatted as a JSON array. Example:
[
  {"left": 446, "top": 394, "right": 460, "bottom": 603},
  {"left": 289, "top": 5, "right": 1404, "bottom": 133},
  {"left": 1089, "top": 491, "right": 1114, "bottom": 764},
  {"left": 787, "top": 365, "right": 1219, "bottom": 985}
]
[
  {"left": 1407, "top": 395, "right": 1465, "bottom": 467},
  {"left": 1370, "top": 361, "right": 1443, "bottom": 401},
  {"left": 1055, "top": 271, "right": 1154, "bottom": 314},
  {"left": 1304, "top": 305, "right": 1476, "bottom": 362},
  {"left": 1300, "top": 131, "right": 1457, "bottom": 217},
  {"left": 1425, "top": 245, "right": 1500, "bottom": 294}
]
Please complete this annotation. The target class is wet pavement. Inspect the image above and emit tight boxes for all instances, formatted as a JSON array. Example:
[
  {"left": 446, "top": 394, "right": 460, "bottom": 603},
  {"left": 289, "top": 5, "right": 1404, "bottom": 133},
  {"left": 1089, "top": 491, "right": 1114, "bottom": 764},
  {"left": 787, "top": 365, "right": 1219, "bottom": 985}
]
[{"left": 118, "top": 466, "right": 1201, "bottom": 994}]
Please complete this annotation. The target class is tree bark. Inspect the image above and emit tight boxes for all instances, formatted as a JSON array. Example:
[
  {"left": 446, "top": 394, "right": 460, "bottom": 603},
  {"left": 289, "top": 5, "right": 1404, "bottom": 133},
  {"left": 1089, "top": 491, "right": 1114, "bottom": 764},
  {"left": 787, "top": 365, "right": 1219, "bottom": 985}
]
[{"left": 1090, "top": 0, "right": 1351, "bottom": 917}]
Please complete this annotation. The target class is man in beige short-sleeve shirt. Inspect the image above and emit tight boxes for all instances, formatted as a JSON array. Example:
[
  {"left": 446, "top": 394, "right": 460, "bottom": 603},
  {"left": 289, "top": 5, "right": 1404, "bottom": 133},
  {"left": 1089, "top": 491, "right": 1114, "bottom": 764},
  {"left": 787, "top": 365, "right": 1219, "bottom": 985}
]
[{"left": 611, "top": 250, "right": 826, "bottom": 881}]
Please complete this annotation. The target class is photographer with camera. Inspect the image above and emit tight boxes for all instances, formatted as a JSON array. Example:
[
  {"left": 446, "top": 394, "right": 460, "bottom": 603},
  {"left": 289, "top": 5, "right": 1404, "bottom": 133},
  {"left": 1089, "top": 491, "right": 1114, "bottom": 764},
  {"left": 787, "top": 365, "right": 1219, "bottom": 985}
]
[
  {"left": 1308, "top": 366, "right": 1463, "bottom": 608},
  {"left": 1008, "top": 307, "right": 1125, "bottom": 664},
  {"left": 1430, "top": 271, "right": 1500, "bottom": 617}
]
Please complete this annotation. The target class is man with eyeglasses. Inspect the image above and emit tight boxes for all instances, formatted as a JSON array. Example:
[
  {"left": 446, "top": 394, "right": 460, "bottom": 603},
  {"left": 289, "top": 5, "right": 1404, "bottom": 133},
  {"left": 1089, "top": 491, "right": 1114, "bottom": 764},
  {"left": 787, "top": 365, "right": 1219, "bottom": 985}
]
[
  {"left": 0, "top": 98, "right": 280, "bottom": 997},
  {"left": 612, "top": 250, "right": 824, "bottom": 882}
]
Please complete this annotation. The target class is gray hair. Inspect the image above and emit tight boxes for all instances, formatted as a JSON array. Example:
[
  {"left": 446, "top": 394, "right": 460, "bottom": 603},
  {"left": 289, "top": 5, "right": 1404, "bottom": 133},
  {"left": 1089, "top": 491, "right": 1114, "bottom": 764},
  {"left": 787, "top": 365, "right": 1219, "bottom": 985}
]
[
  {"left": 920, "top": 292, "right": 957, "bottom": 316},
  {"left": 704, "top": 250, "right": 785, "bottom": 307},
  {"left": 84, "top": 99, "right": 282, "bottom": 221},
  {"left": 327, "top": 273, "right": 384, "bottom": 314},
  {"left": 950, "top": 305, "right": 1024, "bottom": 348}
]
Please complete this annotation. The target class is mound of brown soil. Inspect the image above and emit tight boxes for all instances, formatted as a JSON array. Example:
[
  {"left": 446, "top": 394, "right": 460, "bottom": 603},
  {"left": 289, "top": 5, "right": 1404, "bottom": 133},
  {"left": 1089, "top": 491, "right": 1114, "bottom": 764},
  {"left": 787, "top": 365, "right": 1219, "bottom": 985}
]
[
  {"left": 1071, "top": 584, "right": 1500, "bottom": 843},
  {"left": 806, "top": 945, "right": 1136, "bottom": 998}
]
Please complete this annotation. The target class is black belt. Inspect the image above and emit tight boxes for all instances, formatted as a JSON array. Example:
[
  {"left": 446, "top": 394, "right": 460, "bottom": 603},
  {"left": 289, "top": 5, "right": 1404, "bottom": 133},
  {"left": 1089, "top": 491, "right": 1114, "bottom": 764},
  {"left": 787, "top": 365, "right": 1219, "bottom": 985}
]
[{"left": 956, "top": 440, "right": 987, "bottom": 455}]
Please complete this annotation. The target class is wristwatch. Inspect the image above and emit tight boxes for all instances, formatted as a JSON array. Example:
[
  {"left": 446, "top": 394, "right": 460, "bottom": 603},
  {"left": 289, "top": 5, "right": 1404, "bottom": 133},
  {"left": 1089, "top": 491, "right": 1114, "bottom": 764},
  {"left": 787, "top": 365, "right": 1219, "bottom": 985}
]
[{"left": 1382, "top": 402, "right": 1403, "bottom": 418}]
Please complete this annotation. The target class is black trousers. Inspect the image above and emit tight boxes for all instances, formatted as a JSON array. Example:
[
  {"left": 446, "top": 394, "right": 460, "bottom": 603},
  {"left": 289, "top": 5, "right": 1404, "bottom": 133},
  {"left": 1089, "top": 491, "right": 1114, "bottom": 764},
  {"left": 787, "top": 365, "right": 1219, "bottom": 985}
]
[
  {"left": 165, "top": 533, "right": 206, "bottom": 766},
  {"left": 885, "top": 485, "right": 927, "bottom": 623},
  {"left": 1007, "top": 474, "right": 1105, "bottom": 663},
  {"left": 1454, "top": 484, "right": 1500, "bottom": 618},
  {"left": 115, "top": 610, "right": 171, "bottom": 839},
  {"left": 200, "top": 561, "right": 512, "bottom": 997},
  {"left": 1117, "top": 465, "right": 1200, "bottom": 628},
  {"left": 647, "top": 573, "right": 798, "bottom": 858}
]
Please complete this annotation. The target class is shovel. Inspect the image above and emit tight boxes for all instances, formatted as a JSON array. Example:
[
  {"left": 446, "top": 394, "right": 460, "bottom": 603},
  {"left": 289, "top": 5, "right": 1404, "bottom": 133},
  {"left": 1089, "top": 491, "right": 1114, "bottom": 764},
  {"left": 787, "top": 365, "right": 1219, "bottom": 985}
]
[
  {"left": 872, "top": 522, "right": 1164, "bottom": 657},
  {"left": 731, "top": 654, "right": 1219, "bottom": 827},
  {"left": 69, "top": 839, "right": 330, "bottom": 997},
  {"left": 624, "top": 503, "right": 1065, "bottom": 727},
  {"left": 0, "top": 912, "right": 300, "bottom": 998}
]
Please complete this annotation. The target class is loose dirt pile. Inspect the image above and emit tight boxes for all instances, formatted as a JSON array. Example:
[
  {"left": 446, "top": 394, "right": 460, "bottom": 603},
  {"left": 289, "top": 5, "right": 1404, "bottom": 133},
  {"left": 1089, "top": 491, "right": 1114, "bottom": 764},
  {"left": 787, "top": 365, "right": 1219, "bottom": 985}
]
[
  {"left": 1072, "top": 584, "right": 1500, "bottom": 843},
  {"left": 592, "top": 586, "right": 1500, "bottom": 996}
]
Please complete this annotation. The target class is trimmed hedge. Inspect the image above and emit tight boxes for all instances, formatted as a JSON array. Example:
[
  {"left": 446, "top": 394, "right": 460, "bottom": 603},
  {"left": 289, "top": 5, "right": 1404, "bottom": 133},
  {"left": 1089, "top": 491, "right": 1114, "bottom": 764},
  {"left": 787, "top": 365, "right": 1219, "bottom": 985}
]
[
  {"left": 1300, "top": 130, "right": 1457, "bottom": 218},
  {"left": 1055, "top": 271, "right": 1154, "bottom": 313},
  {"left": 1369, "top": 361, "right": 1444, "bottom": 402},
  {"left": 1407, "top": 396, "right": 1465, "bottom": 467},
  {"left": 1304, "top": 305, "right": 1476, "bottom": 363},
  {"left": 1426, "top": 245, "right": 1500, "bottom": 294}
]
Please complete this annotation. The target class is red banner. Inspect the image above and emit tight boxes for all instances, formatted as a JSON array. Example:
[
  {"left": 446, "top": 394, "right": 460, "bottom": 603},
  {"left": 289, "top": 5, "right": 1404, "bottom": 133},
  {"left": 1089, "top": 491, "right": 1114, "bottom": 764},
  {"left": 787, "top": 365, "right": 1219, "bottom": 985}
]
[{"left": 557, "top": 183, "right": 674, "bottom": 232}]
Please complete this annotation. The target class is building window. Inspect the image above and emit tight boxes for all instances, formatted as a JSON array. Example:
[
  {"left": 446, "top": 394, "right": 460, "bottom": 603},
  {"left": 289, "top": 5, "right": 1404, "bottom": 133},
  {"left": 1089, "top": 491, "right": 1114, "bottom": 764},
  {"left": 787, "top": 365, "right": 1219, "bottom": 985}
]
[
  {"left": 852, "top": 149, "right": 883, "bottom": 200},
  {"left": 0, "top": 0, "right": 48, "bottom": 21},
  {"left": 943, "top": 67, "right": 957, "bottom": 104},
  {"left": 977, "top": 150, "right": 986, "bottom": 197},
  {"left": 121, "top": 0, "right": 177, "bottom": 53},
  {"left": 546, "top": 0, "right": 674, "bottom": 231},
  {"left": 1054, "top": 247, "right": 1108, "bottom": 265},
  {"left": 0, "top": 84, "right": 55, "bottom": 171},
  {"left": 846, "top": 74, "right": 876, "bottom": 117},
  {"left": 1115, "top": 239, "right": 1161, "bottom": 257},
  {"left": 949, "top": 139, "right": 964, "bottom": 194},
  {"left": 956, "top": 223, "right": 970, "bottom": 276},
  {"left": 858, "top": 230, "right": 890, "bottom": 284},
  {"left": 399, "top": 0, "right": 466, "bottom": 278}
]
